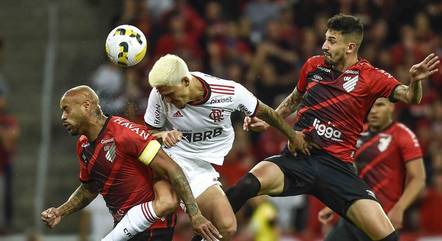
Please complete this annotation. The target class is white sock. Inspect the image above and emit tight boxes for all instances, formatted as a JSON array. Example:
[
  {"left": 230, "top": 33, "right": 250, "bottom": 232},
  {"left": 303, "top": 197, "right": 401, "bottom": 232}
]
[{"left": 101, "top": 201, "right": 158, "bottom": 241}]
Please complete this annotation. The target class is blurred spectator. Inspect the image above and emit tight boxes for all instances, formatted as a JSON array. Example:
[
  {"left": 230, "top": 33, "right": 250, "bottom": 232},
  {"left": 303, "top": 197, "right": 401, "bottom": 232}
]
[
  {"left": 89, "top": 62, "right": 127, "bottom": 116},
  {"left": 249, "top": 196, "right": 279, "bottom": 241},
  {"left": 0, "top": 79, "right": 19, "bottom": 233}
]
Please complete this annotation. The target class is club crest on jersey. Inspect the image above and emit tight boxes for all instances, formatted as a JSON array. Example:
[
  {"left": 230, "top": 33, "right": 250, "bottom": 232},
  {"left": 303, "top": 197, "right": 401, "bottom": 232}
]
[
  {"left": 104, "top": 142, "right": 116, "bottom": 162},
  {"left": 343, "top": 75, "right": 359, "bottom": 92},
  {"left": 377, "top": 134, "right": 392, "bottom": 152},
  {"left": 209, "top": 108, "right": 224, "bottom": 122}
]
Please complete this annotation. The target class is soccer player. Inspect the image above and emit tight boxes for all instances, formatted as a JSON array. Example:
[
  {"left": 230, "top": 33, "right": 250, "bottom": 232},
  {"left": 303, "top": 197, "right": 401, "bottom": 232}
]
[
  {"left": 40, "top": 86, "right": 221, "bottom": 241},
  {"left": 318, "top": 97, "right": 425, "bottom": 241},
  {"left": 225, "top": 14, "right": 439, "bottom": 241},
  {"left": 139, "top": 54, "right": 308, "bottom": 241}
]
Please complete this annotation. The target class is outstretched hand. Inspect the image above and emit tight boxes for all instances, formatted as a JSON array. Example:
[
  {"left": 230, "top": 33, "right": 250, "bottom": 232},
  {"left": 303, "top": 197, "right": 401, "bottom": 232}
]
[
  {"left": 161, "top": 129, "right": 183, "bottom": 148},
  {"left": 243, "top": 116, "right": 270, "bottom": 132},
  {"left": 190, "top": 213, "right": 222, "bottom": 241},
  {"left": 410, "top": 53, "right": 440, "bottom": 82}
]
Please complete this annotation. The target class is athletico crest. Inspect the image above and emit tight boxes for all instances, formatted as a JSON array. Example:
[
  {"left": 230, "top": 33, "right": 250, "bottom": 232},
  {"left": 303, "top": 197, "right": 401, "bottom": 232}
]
[
  {"left": 102, "top": 138, "right": 116, "bottom": 162},
  {"left": 377, "top": 134, "right": 391, "bottom": 152},
  {"left": 343, "top": 75, "right": 359, "bottom": 92}
]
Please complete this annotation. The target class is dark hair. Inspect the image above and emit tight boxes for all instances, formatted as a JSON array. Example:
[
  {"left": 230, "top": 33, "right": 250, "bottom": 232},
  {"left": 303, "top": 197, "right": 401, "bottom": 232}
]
[{"left": 327, "top": 14, "right": 363, "bottom": 36}]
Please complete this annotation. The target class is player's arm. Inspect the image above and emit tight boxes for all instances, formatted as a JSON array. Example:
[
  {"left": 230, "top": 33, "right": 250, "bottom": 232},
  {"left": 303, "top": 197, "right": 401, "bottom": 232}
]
[
  {"left": 275, "top": 87, "right": 303, "bottom": 118},
  {"left": 255, "top": 100, "right": 309, "bottom": 155},
  {"left": 388, "top": 158, "right": 426, "bottom": 229},
  {"left": 139, "top": 143, "right": 221, "bottom": 240},
  {"left": 41, "top": 182, "right": 98, "bottom": 228},
  {"left": 392, "top": 53, "right": 439, "bottom": 104},
  {"left": 244, "top": 87, "right": 303, "bottom": 132}
]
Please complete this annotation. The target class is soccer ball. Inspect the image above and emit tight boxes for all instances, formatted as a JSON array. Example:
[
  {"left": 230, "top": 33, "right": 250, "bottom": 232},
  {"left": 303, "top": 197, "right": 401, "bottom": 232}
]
[{"left": 105, "top": 25, "right": 147, "bottom": 67}]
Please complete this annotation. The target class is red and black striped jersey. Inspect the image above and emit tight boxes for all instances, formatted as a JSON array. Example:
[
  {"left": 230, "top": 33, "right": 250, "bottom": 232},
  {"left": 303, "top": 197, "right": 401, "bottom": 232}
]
[
  {"left": 76, "top": 116, "right": 157, "bottom": 223},
  {"left": 294, "top": 55, "right": 400, "bottom": 163},
  {"left": 355, "top": 122, "right": 422, "bottom": 212}
]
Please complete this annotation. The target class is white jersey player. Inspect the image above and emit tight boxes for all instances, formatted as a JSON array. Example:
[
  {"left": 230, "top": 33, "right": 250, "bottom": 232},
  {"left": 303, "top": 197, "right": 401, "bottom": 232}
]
[{"left": 142, "top": 54, "right": 307, "bottom": 241}]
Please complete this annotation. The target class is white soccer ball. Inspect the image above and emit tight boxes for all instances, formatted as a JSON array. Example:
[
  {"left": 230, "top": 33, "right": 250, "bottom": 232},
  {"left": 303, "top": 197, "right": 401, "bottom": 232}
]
[{"left": 105, "top": 25, "right": 147, "bottom": 67}]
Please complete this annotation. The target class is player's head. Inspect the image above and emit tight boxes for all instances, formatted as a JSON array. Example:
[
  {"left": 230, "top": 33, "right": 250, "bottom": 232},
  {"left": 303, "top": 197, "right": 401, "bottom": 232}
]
[
  {"left": 59, "top": 85, "right": 102, "bottom": 136},
  {"left": 367, "top": 98, "right": 394, "bottom": 131},
  {"left": 322, "top": 14, "right": 363, "bottom": 66},
  {"left": 148, "top": 54, "right": 193, "bottom": 109}
]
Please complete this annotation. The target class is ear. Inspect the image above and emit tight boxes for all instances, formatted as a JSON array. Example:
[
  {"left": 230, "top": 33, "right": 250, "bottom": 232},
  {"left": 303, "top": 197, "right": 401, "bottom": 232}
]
[
  {"left": 346, "top": 42, "right": 357, "bottom": 54},
  {"left": 82, "top": 100, "right": 91, "bottom": 111},
  {"left": 181, "top": 76, "right": 190, "bottom": 87}
]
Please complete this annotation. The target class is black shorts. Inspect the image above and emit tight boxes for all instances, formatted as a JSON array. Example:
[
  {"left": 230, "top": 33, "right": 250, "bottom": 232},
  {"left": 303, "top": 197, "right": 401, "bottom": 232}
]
[{"left": 267, "top": 148, "right": 377, "bottom": 219}]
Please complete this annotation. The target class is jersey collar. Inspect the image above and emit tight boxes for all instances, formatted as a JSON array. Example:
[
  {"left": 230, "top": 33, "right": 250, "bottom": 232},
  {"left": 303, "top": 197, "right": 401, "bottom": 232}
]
[{"left": 189, "top": 75, "right": 211, "bottom": 106}]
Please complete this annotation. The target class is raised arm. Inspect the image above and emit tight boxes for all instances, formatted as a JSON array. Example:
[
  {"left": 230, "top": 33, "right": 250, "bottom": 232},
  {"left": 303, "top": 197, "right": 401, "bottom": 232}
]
[{"left": 392, "top": 53, "right": 439, "bottom": 104}]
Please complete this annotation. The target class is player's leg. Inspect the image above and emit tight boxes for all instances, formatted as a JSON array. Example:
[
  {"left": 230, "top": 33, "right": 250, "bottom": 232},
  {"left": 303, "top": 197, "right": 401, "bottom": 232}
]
[
  {"left": 102, "top": 180, "right": 178, "bottom": 241},
  {"left": 346, "top": 200, "right": 397, "bottom": 241},
  {"left": 226, "top": 160, "right": 285, "bottom": 213},
  {"left": 313, "top": 154, "right": 398, "bottom": 241},
  {"left": 196, "top": 185, "right": 236, "bottom": 241},
  {"left": 324, "top": 219, "right": 371, "bottom": 241},
  {"left": 152, "top": 179, "right": 179, "bottom": 217}
]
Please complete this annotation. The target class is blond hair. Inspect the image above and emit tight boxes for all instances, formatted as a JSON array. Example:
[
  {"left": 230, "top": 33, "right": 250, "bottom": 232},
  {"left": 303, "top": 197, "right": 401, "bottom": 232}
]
[{"left": 148, "top": 54, "right": 192, "bottom": 87}]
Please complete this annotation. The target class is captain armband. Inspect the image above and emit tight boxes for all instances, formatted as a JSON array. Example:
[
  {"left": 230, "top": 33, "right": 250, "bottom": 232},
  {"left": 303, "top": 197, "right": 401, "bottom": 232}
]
[{"left": 138, "top": 140, "right": 161, "bottom": 165}]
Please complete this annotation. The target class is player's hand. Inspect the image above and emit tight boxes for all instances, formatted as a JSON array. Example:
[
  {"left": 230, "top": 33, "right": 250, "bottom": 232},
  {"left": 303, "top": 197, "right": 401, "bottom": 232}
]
[
  {"left": 287, "top": 131, "right": 310, "bottom": 156},
  {"left": 318, "top": 207, "right": 334, "bottom": 225},
  {"left": 161, "top": 129, "right": 183, "bottom": 148},
  {"left": 243, "top": 116, "right": 270, "bottom": 132},
  {"left": 41, "top": 207, "right": 62, "bottom": 228},
  {"left": 387, "top": 206, "right": 404, "bottom": 230},
  {"left": 410, "top": 53, "right": 440, "bottom": 82},
  {"left": 189, "top": 212, "right": 222, "bottom": 241}
]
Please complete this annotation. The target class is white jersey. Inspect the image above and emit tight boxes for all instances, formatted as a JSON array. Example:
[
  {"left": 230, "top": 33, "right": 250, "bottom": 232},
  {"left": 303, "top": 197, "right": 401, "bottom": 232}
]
[{"left": 144, "top": 71, "right": 258, "bottom": 165}]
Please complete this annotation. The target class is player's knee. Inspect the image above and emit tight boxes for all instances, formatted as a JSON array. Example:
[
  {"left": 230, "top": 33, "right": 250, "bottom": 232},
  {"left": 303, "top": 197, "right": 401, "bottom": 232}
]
[
  {"left": 378, "top": 231, "right": 399, "bottom": 241},
  {"left": 218, "top": 215, "right": 237, "bottom": 238},
  {"left": 154, "top": 193, "right": 179, "bottom": 216}
]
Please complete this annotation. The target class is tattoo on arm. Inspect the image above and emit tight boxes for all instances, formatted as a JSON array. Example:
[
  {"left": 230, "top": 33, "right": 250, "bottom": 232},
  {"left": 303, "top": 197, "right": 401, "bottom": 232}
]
[
  {"left": 168, "top": 169, "right": 199, "bottom": 216},
  {"left": 256, "top": 101, "right": 296, "bottom": 140},
  {"left": 275, "top": 88, "right": 302, "bottom": 118},
  {"left": 57, "top": 183, "right": 98, "bottom": 217},
  {"left": 393, "top": 82, "right": 422, "bottom": 104}
]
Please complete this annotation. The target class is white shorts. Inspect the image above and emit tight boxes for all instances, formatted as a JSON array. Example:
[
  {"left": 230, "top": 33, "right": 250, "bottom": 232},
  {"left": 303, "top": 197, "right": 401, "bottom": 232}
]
[{"left": 164, "top": 150, "right": 221, "bottom": 198}]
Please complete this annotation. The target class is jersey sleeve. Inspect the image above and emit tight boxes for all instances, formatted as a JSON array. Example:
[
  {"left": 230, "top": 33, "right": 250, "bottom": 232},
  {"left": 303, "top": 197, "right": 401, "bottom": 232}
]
[
  {"left": 234, "top": 83, "right": 258, "bottom": 116},
  {"left": 397, "top": 125, "right": 423, "bottom": 162},
  {"left": 76, "top": 137, "right": 90, "bottom": 183},
  {"left": 367, "top": 68, "right": 401, "bottom": 100},
  {"left": 144, "top": 88, "right": 167, "bottom": 128},
  {"left": 297, "top": 56, "right": 320, "bottom": 94},
  {"left": 116, "top": 120, "right": 161, "bottom": 166}
]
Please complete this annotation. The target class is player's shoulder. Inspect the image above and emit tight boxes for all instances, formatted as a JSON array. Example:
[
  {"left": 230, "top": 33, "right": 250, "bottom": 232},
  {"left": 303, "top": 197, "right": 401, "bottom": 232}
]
[
  {"left": 358, "top": 59, "right": 394, "bottom": 78},
  {"left": 109, "top": 115, "right": 152, "bottom": 141},
  {"left": 305, "top": 55, "right": 325, "bottom": 67},
  {"left": 193, "top": 71, "right": 238, "bottom": 94},
  {"left": 391, "top": 122, "right": 417, "bottom": 138}
]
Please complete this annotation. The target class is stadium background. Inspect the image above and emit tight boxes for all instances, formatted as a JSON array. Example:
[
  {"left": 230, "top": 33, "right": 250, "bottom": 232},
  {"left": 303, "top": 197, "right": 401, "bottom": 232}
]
[{"left": 0, "top": 0, "right": 441, "bottom": 240}]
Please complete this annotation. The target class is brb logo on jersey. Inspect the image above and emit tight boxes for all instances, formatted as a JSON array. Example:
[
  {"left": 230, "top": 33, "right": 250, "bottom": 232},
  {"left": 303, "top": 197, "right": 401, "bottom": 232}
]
[
  {"left": 313, "top": 118, "right": 342, "bottom": 142},
  {"left": 209, "top": 108, "right": 224, "bottom": 122}
]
